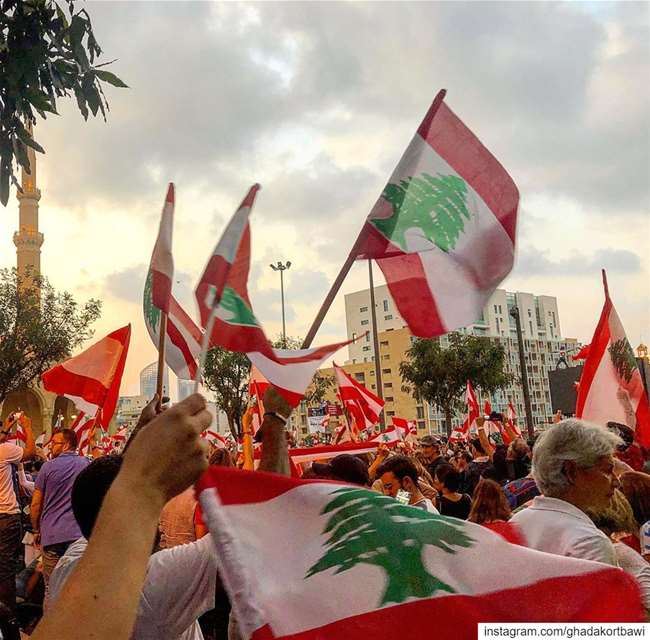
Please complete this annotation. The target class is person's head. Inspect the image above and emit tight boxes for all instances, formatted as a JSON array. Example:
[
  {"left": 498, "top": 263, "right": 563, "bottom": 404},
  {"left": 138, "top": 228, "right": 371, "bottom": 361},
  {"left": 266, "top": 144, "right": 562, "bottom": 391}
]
[
  {"left": 468, "top": 479, "right": 511, "bottom": 524},
  {"left": 209, "top": 447, "right": 233, "bottom": 467},
  {"left": 606, "top": 422, "right": 634, "bottom": 452},
  {"left": 71, "top": 455, "right": 123, "bottom": 539},
  {"left": 433, "top": 463, "right": 454, "bottom": 491},
  {"left": 589, "top": 489, "right": 638, "bottom": 538},
  {"left": 376, "top": 455, "right": 421, "bottom": 498},
  {"left": 453, "top": 451, "right": 473, "bottom": 471},
  {"left": 619, "top": 472, "right": 650, "bottom": 529},
  {"left": 419, "top": 436, "right": 441, "bottom": 460},
  {"left": 469, "top": 437, "right": 487, "bottom": 458},
  {"left": 531, "top": 419, "right": 621, "bottom": 513},
  {"left": 311, "top": 454, "right": 369, "bottom": 486},
  {"left": 409, "top": 457, "right": 434, "bottom": 487},
  {"left": 50, "top": 428, "right": 77, "bottom": 458},
  {"left": 508, "top": 438, "right": 531, "bottom": 461},
  {"left": 442, "top": 469, "right": 463, "bottom": 494}
]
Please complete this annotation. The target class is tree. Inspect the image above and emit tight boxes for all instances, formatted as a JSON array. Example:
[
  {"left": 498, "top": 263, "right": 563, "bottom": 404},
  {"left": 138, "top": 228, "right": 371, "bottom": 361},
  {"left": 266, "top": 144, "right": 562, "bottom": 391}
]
[
  {"left": 272, "top": 334, "right": 334, "bottom": 405},
  {"left": 0, "top": 268, "right": 101, "bottom": 404},
  {"left": 0, "top": 0, "right": 127, "bottom": 205},
  {"left": 202, "top": 347, "right": 250, "bottom": 439},
  {"left": 400, "top": 332, "right": 513, "bottom": 436},
  {"left": 307, "top": 487, "right": 473, "bottom": 605}
]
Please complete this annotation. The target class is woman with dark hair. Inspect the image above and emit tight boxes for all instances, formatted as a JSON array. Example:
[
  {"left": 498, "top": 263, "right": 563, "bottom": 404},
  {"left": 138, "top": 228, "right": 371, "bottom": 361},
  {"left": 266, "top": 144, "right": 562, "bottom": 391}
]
[
  {"left": 436, "top": 468, "right": 471, "bottom": 520},
  {"left": 468, "top": 479, "right": 523, "bottom": 544}
]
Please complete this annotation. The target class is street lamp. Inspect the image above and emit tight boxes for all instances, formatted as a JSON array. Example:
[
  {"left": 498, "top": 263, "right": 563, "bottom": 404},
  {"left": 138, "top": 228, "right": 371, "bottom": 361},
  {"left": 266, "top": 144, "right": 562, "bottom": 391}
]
[{"left": 270, "top": 260, "right": 291, "bottom": 347}]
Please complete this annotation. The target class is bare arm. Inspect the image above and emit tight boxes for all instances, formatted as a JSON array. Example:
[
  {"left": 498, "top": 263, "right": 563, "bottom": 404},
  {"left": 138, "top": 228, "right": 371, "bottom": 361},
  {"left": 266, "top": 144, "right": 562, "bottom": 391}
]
[
  {"left": 30, "top": 394, "right": 211, "bottom": 640},
  {"left": 258, "top": 387, "right": 292, "bottom": 477},
  {"left": 30, "top": 488, "right": 43, "bottom": 536},
  {"left": 21, "top": 416, "right": 36, "bottom": 461}
]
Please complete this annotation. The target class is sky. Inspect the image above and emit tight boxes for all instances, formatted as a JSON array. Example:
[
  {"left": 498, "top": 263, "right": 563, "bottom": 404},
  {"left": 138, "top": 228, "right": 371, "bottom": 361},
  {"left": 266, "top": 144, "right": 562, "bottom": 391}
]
[{"left": 1, "top": 1, "right": 648, "bottom": 398}]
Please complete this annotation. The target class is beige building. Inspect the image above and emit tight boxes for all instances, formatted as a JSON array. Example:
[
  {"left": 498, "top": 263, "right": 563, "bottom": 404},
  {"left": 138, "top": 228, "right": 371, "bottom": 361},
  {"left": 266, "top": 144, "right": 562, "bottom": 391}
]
[{"left": 0, "top": 128, "right": 72, "bottom": 438}]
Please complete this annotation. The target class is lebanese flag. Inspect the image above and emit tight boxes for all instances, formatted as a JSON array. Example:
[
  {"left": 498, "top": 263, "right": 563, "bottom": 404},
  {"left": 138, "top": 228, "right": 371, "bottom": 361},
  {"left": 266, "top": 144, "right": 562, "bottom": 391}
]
[
  {"left": 144, "top": 184, "right": 202, "bottom": 380},
  {"left": 197, "top": 467, "right": 642, "bottom": 640},
  {"left": 506, "top": 402, "right": 522, "bottom": 437},
  {"left": 369, "top": 426, "right": 402, "bottom": 444},
  {"left": 333, "top": 363, "right": 385, "bottom": 434},
  {"left": 42, "top": 325, "right": 131, "bottom": 429},
  {"left": 284, "top": 440, "right": 396, "bottom": 465},
  {"left": 351, "top": 90, "right": 518, "bottom": 338},
  {"left": 201, "top": 429, "right": 227, "bottom": 449},
  {"left": 484, "top": 399, "right": 492, "bottom": 417},
  {"left": 576, "top": 272, "right": 650, "bottom": 447},
  {"left": 195, "top": 185, "right": 353, "bottom": 406},
  {"left": 71, "top": 413, "right": 95, "bottom": 456},
  {"left": 572, "top": 343, "right": 591, "bottom": 361},
  {"left": 7, "top": 413, "right": 27, "bottom": 445},
  {"left": 391, "top": 417, "right": 416, "bottom": 439},
  {"left": 333, "top": 423, "right": 353, "bottom": 445}
]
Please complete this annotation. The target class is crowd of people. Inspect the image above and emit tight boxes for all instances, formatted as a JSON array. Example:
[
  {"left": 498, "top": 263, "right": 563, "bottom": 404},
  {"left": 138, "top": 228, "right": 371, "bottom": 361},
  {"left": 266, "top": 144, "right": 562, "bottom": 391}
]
[{"left": 0, "top": 395, "right": 648, "bottom": 638}]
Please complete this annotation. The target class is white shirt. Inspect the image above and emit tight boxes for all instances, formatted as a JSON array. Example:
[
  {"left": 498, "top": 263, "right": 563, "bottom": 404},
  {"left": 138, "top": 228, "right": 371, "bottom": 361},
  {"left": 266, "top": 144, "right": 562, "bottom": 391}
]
[
  {"left": 412, "top": 497, "right": 439, "bottom": 514},
  {"left": 510, "top": 496, "right": 617, "bottom": 565},
  {"left": 0, "top": 443, "right": 24, "bottom": 514},
  {"left": 49, "top": 535, "right": 218, "bottom": 640},
  {"left": 614, "top": 542, "right": 650, "bottom": 610}
]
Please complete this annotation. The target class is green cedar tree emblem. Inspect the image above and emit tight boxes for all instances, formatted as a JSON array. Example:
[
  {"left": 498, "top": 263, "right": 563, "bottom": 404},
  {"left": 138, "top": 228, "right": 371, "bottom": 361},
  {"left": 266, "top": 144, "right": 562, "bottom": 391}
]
[
  {"left": 216, "top": 286, "right": 259, "bottom": 327},
  {"left": 371, "top": 173, "right": 471, "bottom": 253},
  {"left": 143, "top": 271, "right": 160, "bottom": 333},
  {"left": 608, "top": 338, "right": 638, "bottom": 383},
  {"left": 306, "top": 487, "right": 474, "bottom": 606}
]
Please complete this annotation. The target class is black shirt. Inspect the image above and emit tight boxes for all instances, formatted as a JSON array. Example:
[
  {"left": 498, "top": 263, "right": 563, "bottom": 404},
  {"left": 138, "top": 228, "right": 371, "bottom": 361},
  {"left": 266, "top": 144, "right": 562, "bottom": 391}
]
[
  {"left": 439, "top": 494, "right": 472, "bottom": 520},
  {"left": 424, "top": 456, "right": 448, "bottom": 481}
]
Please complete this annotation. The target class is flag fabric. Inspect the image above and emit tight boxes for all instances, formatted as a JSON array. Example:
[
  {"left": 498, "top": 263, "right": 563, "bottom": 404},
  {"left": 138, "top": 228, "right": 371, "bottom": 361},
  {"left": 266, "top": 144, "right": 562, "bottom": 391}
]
[
  {"left": 201, "top": 429, "right": 227, "bottom": 449},
  {"left": 506, "top": 402, "right": 522, "bottom": 437},
  {"left": 71, "top": 413, "right": 95, "bottom": 456},
  {"left": 195, "top": 185, "right": 353, "bottom": 406},
  {"left": 144, "top": 184, "right": 202, "bottom": 380},
  {"left": 576, "top": 276, "right": 650, "bottom": 447},
  {"left": 369, "top": 426, "right": 403, "bottom": 444},
  {"left": 333, "top": 363, "right": 385, "bottom": 434},
  {"left": 42, "top": 325, "right": 131, "bottom": 429},
  {"left": 483, "top": 400, "right": 492, "bottom": 417},
  {"left": 391, "top": 417, "right": 416, "bottom": 439},
  {"left": 265, "top": 440, "right": 397, "bottom": 466},
  {"left": 351, "top": 90, "right": 518, "bottom": 338},
  {"left": 197, "top": 467, "right": 643, "bottom": 640},
  {"left": 453, "top": 381, "right": 480, "bottom": 441},
  {"left": 7, "top": 413, "right": 27, "bottom": 446},
  {"left": 333, "top": 423, "right": 352, "bottom": 445},
  {"left": 572, "top": 343, "right": 591, "bottom": 361}
]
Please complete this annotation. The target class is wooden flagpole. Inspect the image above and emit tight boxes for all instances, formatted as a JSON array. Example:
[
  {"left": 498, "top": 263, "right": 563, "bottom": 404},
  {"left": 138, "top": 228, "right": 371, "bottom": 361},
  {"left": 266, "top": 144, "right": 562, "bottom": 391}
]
[
  {"left": 155, "top": 313, "right": 168, "bottom": 410},
  {"left": 601, "top": 268, "right": 609, "bottom": 299}
]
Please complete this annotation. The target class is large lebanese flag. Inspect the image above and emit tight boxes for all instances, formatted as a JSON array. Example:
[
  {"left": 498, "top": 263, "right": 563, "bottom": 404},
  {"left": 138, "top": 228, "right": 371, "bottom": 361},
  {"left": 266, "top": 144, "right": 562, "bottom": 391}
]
[
  {"left": 576, "top": 273, "right": 650, "bottom": 447},
  {"left": 352, "top": 90, "right": 518, "bottom": 337},
  {"left": 144, "top": 183, "right": 202, "bottom": 380},
  {"left": 195, "top": 185, "right": 354, "bottom": 406},
  {"left": 197, "top": 467, "right": 642, "bottom": 640},
  {"left": 42, "top": 325, "right": 131, "bottom": 429},
  {"left": 333, "top": 363, "right": 385, "bottom": 433}
]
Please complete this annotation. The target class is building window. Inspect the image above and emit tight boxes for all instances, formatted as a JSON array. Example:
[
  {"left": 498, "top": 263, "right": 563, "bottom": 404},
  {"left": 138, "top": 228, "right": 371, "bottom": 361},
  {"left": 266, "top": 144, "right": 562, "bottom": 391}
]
[
  {"left": 383, "top": 300, "right": 389, "bottom": 312},
  {"left": 499, "top": 305, "right": 502, "bottom": 313},
  {"left": 382, "top": 354, "right": 390, "bottom": 361},
  {"left": 370, "top": 370, "right": 375, "bottom": 376},
  {"left": 361, "top": 320, "right": 369, "bottom": 326},
  {"left": 380, "top": 340, "right": 389, "bottom": 347},
  {"left": 417, "top": 420, "right": 425, "bottom": 430},
  {"left": 382, "top": 368, "right": 391, "bottom": 374},
  {"left": 494, "top": 305, "right": 498, "bottom": 313},
  {"left": 528, "top": 309, "right": 532, "bottom": 317},
  {"left": 384, "top": 315, "right": 393, "bottom": 320},
  {"left": 360, "top": 306, "right": 368, "bottom": 312},
  {"left": 385, "top": 396, "right": 394, "bottom": 402},
  {"left": 352, "top": 332, "right": 357, "bottom": 342},
  {"left": 366, "top": 333, "right": 370, "bottom": 342},
  {"left": 416, "top": 406, "right": 425, "bottom": 419},
  {"left": 384, "top": 382, "right": 393, "bottom": 388},
  {"left": 354, "top": 373, "right": 365, "bottom": 381},
  {"left": 387, "top": 411, "right": 395, "bottom": 417},
  {"left": 362, "top": 346, "right": 370, "bottom": 352}
]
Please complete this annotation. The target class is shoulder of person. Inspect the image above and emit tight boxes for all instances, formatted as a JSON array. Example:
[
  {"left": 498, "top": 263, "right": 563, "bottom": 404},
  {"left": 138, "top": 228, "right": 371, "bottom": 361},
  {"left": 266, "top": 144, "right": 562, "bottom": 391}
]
[
  {"left": 569, "top": 530, "right": 617, "bottom": 566},
  {"left": 0, "top": 441, "right": 24, "bottom": 462}
]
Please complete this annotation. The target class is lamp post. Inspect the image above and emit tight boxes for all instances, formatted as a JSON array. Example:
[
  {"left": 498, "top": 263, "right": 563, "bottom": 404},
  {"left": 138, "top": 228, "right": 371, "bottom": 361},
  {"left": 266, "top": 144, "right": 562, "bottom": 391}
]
[
  {"left": 270, "top": 260, "right": 291, "bottom": 347},
  {"left": 509, "top": 305, "right": 535, "bottom": 439}
]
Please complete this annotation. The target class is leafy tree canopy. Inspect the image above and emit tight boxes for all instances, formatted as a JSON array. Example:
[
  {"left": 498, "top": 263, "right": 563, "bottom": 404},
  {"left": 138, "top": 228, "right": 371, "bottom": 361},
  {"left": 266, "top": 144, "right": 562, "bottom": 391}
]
[
  {"left": 400, "top": 332, "right": 513, "bottom": 434},
  {"left": 0, "top": 0, "right": 127, "bottom": 205},
  {"left": 0, "top": 268, "right": 101, "bottom": 403}
]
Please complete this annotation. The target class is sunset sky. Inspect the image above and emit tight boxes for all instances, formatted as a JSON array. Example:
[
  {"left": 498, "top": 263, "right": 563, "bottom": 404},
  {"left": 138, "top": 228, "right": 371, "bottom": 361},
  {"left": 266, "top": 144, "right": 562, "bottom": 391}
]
[{"left": 1, "top": 1, "right": 648, "bottom": 398}]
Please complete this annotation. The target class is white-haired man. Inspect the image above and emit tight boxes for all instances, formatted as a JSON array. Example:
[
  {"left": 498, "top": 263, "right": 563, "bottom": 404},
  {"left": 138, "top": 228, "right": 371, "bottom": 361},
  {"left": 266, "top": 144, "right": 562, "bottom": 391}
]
[{"left": 511, "top": 419, "right": 621, "bottom": 565}]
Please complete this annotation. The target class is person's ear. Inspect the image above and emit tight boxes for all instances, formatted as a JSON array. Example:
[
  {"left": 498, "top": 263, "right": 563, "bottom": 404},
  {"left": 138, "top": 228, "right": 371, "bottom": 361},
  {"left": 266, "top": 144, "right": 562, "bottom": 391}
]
[
  {"left": 562, "top": 460, "right": 578, "bottom": 485},
  {"left": 403, "top": 476, "right": 415, "bottom": 492}
]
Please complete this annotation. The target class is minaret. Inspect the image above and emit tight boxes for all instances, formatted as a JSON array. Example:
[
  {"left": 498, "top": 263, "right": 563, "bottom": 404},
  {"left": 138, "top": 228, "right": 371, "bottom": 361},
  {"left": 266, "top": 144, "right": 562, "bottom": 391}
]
[{"left": 13, "top": 123, "right": 44, "bottom": 290}]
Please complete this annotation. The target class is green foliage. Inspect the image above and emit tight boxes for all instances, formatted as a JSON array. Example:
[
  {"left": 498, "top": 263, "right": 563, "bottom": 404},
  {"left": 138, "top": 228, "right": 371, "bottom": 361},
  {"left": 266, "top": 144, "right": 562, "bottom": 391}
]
[
  {"left": 0, "top": 0, "right": 127, "bottom": 205},
  {"left": 400, "top": 332, "right": 513, "bottom": 434},
  {"left": 307, "top": 487, "right": 473, "bottom": 605},
  {"left": 372, "top": 173, "right": 470, "bottom": 252},
  {"left": 202, "top": 346, "right": 250, "bottom": 438},
  {"left": 608, "top": 338, "right": 638, "bottom": 384},
  {"left": 0, "top": 267, "right": 101, "bottom": 403}
]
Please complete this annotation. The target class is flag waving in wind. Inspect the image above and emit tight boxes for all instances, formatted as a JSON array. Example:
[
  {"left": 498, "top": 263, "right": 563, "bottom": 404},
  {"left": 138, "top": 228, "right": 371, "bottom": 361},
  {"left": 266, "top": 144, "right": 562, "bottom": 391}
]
[
  {"left": 333, "top": 363, "right": 385, "bottom": 434},
  {"left": 144, "top": 184, "right": 202, "bottom": 380},
  {"left": 195, "top": 185, "right": 354, "bottom": 406},
  {"left": 576, "top": 271, "right": 650, "bottom": 447},
  {"left": 42, "top": 325, "right": 131, "bottom": 429},
  {"left": 352, "top": 90, "right": 518, "bottom": 337}
]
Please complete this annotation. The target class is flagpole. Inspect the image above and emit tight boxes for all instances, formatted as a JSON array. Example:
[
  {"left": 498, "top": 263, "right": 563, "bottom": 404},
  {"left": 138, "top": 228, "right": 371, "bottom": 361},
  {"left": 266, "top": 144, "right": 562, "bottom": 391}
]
[
  {"left": 156, "top": 313, "right": 168, "bottom": 410},
  {"left": 601, "top": 268, "right": 609, "bottom": 299},
  {"left": 367, "top": 260, "right": 385, "bottom": 429}
]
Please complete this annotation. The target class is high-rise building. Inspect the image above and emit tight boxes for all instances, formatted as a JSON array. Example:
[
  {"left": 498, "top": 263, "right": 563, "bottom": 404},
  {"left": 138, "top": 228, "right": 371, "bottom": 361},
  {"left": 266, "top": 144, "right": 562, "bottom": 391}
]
[
  {"left": 177, "top": 379, "right": 195, "bottom": 402},
  {"left": 329, "top": 285, "right": 582, "bottom": 434},
  {"left": 140, "top": 362, "right": 169, "bottom": 400}
]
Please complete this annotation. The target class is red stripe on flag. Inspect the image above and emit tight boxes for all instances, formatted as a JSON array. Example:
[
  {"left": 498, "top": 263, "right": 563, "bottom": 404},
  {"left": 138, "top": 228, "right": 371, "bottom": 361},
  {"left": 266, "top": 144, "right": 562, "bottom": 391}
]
[
  {"left": 575, "top": 297, "right": 612, "bottom": 418},
  {"left": 166, "top": 315, "right": 198, "bottom": 379}
]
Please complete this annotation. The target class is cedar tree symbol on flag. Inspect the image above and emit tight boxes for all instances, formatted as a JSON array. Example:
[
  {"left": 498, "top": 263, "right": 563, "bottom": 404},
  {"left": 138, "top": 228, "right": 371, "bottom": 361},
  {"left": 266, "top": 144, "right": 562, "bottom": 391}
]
[
  {"left": 333, "top": 362, "right": 385, "bottom": 434},
  {"left": 352, "top": 90, "right": 518, "bottom": 337},
  {"left": 576, "top": 271, "right": 650, "bottom": 447},
  {"left": 42, "top": 325, "right": 131, "bottom": 429},
  {"left": 144, "top": 183, "right": 202, "bottom": 381},
  {"left": 195, "top": 185, "right": 354, "bottom": 406},
  {"left": 197, "top": 467, "right": 643, "bottom": 640}
]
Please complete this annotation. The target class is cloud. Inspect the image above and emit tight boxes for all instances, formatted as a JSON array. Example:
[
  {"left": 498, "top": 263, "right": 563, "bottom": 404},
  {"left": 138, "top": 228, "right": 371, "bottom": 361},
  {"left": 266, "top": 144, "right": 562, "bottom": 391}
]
[{"left": 515, "top": 247, "right": 642, "bottom": 277}]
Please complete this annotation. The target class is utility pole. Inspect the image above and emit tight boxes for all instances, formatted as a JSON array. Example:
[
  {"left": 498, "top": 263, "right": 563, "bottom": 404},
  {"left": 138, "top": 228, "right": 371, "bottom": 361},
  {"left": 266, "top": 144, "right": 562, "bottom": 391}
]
[
  {"left": 509, "top": 305, "right": 534, "bottom": 439},
  {"left": 270, "top": 261, "right": 291, "bottom": 347},
  {"left": 368, "top": 260, "right": 384, "bottom": 427}
]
